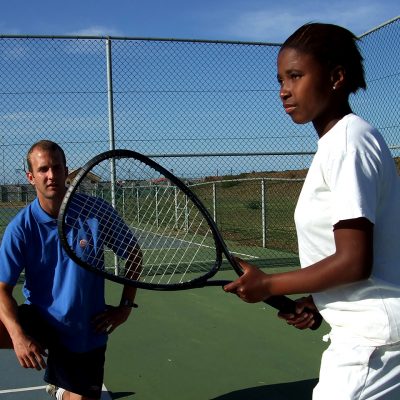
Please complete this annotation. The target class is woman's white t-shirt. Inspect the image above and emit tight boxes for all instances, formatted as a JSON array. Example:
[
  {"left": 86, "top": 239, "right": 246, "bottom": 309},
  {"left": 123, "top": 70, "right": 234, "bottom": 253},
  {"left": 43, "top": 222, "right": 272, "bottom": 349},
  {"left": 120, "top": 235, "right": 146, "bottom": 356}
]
[{"left": 295, "top": 113, "right": 400, "bottom": 345}]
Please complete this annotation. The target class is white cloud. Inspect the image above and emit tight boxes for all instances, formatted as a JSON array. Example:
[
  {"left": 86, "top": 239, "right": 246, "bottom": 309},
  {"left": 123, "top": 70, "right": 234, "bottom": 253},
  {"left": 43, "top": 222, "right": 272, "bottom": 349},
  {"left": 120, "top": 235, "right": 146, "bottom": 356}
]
[
  {"left": 68, "top": 26, "right": 123, "bottom": 37},
  {"left": 225, "top": 1, "right": 396, "bottom": 42}
]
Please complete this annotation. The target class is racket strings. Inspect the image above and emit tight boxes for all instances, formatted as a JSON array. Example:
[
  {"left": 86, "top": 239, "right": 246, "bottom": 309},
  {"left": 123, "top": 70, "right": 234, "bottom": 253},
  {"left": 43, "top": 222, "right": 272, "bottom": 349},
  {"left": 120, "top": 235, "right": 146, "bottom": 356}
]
[
  {"left": 62, "top": 157, "right": 219, "bottom": 285},
  {"left": 128, "top": 185, "right": 192, "bottom": 279},
  {"left": 129, "top": 183, "right": 214, "bottom": 283},
  {"left": 146, "top": 200, "right": 213, "bottom": 284}
]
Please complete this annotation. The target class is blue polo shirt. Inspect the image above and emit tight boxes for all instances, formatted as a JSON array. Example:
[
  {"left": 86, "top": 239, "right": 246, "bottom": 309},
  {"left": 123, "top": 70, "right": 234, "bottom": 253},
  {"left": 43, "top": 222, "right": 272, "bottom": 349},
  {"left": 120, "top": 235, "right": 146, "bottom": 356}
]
[{"left": 0, "top": 197, "right": 121, "bottom": 352}]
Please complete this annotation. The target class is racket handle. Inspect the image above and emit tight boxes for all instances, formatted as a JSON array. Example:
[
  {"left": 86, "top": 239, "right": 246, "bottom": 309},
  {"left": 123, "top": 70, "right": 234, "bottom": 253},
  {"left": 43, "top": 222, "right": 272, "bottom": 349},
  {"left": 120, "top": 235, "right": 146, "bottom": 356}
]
[
  {"left": 264, "top": 295, "right": 323, "bottom": 330},
  {"left": 206, "top": 282, "right": 322, "bottom": 330}
]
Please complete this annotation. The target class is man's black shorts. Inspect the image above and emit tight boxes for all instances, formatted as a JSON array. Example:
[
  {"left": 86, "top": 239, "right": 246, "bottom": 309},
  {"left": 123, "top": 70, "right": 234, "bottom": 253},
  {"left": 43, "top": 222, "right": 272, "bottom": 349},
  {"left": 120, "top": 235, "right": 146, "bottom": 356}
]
[{"left": 18, "top": 304, "right": 106, "bottom": 398}]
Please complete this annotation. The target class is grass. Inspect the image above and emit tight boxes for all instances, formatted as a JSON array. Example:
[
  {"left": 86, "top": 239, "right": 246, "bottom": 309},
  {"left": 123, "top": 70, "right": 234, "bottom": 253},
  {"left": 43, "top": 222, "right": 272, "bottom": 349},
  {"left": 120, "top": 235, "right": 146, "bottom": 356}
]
[
  {"left": 0, "top": 175, "right": 304, "bottom": 267},
  {"left": 191, "top": 177, "right": 303, "bottom": 255}
]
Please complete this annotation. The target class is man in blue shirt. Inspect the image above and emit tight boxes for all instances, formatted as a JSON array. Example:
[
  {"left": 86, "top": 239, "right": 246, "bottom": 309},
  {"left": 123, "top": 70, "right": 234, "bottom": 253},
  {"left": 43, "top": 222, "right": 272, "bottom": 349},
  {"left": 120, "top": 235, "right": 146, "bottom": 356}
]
[{"left": 0, "top": 140, "right": 140, "bottom": 400}]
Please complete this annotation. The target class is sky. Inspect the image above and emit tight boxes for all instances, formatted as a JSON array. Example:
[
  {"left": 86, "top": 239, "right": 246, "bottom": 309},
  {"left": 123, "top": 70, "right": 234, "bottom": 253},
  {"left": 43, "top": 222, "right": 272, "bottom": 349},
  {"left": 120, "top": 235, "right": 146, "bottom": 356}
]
[
  {"left": 0, "top": 0, "right": 399, "bottom": 42},
  {"left": 0, "top": 0, "right": 398, "bottom": 180}
]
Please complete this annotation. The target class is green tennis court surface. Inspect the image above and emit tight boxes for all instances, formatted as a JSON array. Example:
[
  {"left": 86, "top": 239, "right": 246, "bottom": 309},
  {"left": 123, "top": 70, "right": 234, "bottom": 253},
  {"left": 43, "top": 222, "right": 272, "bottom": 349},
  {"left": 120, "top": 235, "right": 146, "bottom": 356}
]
[
  {"left": 3, "top": 267, "right": 329, "bottom": 399},
  {"left": 104, "top": 268, "right": 329, "bottom": 399}
]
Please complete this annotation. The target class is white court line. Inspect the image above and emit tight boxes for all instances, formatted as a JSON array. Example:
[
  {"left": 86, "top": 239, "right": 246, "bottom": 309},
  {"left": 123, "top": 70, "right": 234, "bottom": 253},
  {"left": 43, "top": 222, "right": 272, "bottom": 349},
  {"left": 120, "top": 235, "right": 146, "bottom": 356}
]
[
  {"left": 0, "top": 385, "right": 47, "bottom": 394},
  {"left": 132, "top": 227, "right": 259, "bottom": 260},
  {"left": 101, "top": 384, "right": 112, "bottom": 400},
  {"left": 0, "top": 384, "right": 112, "bottom": 398}
]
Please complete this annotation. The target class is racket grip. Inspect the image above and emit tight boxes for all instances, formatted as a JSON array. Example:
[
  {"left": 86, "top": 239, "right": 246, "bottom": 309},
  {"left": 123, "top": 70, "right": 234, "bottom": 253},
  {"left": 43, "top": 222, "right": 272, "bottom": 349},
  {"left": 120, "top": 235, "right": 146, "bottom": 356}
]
[{"left": 264, "top": 295, "right": 323, "bottom": 331}]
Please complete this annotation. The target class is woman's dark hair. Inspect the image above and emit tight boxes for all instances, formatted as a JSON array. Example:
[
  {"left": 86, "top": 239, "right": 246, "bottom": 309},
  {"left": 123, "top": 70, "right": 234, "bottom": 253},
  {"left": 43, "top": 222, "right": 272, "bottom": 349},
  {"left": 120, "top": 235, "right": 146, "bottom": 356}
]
[
  {"left": 27, "top": 140, "right": 67, "bottom": 172},
  {"left": 280, "top": 23, "right": 366, "bottom": 94}
]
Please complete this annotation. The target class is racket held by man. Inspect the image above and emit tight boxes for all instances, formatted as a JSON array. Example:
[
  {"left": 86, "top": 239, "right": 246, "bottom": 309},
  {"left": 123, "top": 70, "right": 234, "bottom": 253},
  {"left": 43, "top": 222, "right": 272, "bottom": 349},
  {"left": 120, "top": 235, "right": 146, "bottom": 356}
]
[{"left": 57, "top": 149, "right": 322, "bottom": 329}]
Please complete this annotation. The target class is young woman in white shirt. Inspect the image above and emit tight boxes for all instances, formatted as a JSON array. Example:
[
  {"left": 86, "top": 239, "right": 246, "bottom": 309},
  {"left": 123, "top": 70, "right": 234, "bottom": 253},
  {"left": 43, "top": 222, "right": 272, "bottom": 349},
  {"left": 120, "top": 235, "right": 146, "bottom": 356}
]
[{"left": 224, "top": 22, "right": 400, "bottom": 399}]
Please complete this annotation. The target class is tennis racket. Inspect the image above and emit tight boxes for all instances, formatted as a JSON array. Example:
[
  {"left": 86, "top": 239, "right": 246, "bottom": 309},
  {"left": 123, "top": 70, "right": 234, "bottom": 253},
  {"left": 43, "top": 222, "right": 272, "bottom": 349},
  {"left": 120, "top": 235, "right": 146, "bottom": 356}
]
[{"left": 58, "top": 149, "right": 322, "bottom": 329}]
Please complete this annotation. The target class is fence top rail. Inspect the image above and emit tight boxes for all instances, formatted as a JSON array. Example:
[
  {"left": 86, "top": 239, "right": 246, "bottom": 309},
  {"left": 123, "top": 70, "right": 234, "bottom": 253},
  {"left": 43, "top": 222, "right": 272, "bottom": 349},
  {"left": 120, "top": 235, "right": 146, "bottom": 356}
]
[
  {"left": 190, "top": 176, "right": 305, "bottom": 188},
  {"left": 1, "top": 15, "right": 398, "bottom": 44},
  {"left": 106, "top": 176, "right": 306, "bottom": 190},
  {"left": 147, "top": 151, "right": 316, "bottom": 159},
  {"left": 0, "top": 33, "right": 281, "bottom": 46},
  {"left": 358, "top": 15, "right": 400, "bottom": 38}
]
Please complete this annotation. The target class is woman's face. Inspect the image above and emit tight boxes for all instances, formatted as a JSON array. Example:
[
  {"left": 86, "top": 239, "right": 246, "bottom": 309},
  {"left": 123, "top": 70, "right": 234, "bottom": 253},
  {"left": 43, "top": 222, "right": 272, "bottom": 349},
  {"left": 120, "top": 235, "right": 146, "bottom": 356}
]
[{"left": 277, "top": 47, "right": 335, "bottom": 133}]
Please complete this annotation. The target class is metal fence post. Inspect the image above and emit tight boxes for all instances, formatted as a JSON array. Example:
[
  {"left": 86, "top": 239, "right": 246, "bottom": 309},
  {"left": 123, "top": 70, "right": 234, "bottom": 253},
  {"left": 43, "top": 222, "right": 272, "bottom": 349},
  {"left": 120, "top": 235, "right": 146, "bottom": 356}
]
[
  {"left": 212, "top": 182, "right": 217, "bottom": 224},
  {"left": 261, "top": 178, "right": 267, "bottom": 248},
  {"left": 105, "top": 37, "right": 118, "bottom": 274}
]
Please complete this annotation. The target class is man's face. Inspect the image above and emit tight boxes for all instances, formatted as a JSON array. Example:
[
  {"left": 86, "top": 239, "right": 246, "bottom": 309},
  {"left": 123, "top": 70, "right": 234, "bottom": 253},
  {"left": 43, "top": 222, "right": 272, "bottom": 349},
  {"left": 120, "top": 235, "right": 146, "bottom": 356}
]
[{"left": 26, "top": 148, "right": 68, "bottom": 203}]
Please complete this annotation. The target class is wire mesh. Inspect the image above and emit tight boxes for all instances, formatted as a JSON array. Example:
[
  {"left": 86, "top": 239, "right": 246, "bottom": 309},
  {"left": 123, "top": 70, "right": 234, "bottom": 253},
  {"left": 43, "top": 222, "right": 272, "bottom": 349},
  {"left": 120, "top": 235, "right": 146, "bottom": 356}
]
[{"left": 0, "top": 17, "right": 399, "bottom": 266}]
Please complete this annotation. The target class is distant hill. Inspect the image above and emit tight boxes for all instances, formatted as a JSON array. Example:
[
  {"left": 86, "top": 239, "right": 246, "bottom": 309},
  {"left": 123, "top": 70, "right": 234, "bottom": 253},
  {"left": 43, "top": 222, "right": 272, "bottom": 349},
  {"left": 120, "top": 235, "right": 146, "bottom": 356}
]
[{"left": 205, "top": 157, "right": 400, "bottom": 182}]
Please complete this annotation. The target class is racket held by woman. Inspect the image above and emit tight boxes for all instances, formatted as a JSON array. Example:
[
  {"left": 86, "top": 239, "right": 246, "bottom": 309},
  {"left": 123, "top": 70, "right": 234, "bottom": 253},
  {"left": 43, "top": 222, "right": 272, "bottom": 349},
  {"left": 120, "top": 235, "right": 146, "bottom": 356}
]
[{"left": 57, "top": 149, "right": 322, "bottom": 329}]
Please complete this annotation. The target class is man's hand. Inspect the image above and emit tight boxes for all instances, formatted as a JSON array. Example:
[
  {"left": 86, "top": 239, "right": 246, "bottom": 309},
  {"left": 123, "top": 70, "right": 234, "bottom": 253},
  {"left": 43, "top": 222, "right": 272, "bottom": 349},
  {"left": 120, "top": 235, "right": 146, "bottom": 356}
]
[
  {"left": 12, "top": 334, "right": 47, "bottom": 370},
  {"left": 92, "top": 305, "right": 134, "bottom": 335}
]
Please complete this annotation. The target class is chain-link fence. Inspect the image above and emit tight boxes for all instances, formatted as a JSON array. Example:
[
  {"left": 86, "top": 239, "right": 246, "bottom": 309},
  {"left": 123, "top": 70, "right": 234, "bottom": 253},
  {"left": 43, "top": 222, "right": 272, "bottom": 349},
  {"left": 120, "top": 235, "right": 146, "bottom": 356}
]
[{"left": 0, "top": 17, "right": 399, "bottom": 266}]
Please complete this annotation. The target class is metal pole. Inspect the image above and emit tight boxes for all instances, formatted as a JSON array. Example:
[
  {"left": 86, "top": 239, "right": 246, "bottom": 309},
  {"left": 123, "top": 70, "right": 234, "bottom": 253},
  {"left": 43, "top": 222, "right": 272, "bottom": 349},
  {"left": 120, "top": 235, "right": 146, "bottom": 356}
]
[
  {"left": 106, "top": 37, "right": 116, "bottom": 205},
  {"left": 185, "top": 195, "right": 189, "bottom": 232},
  {"left": 155, "top": 187, "right": 159, "bottom": 228},
  {"left": 122, "top": 187, "right": 125, "bottom": 218},
  {"left": 212, "top": 183, "right": 217, "bottom": 224},
  {"left": 105, "top": 37, "right": 118, "bottom": 274},
  {"left": 261, "top": 179, "right": 267, "bottom": 248},
  {"left": 136, "top": 187, "right": 140, "bottom": 224},
  {"left": 174, "top": 186, "right": 178, "bottom": 229}
]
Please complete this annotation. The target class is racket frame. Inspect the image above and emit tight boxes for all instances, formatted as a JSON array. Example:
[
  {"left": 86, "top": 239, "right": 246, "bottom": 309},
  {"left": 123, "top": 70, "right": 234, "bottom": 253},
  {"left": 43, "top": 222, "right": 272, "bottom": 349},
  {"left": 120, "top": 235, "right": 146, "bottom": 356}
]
[
  {"left": 58, "top": 149, "right": 230, "bottom": 290},
  {"left": 58, "top": 149, "right": 323, "bottom": 328}
]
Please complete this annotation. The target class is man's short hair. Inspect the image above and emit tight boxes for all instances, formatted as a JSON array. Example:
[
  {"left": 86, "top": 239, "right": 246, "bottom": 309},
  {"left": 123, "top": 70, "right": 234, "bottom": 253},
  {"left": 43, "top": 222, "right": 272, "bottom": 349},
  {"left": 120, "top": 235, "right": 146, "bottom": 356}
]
[{"left": 26, "top": 140, "right": 67, "bottom": 172}]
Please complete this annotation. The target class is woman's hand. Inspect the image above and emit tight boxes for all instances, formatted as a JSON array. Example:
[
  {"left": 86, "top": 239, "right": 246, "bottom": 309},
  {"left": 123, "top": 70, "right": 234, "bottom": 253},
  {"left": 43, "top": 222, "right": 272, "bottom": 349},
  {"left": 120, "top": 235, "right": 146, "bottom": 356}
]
[
  {"left": 278, "top": 295, "right": 320, "bottom": 330},
  {"left": 223, "top": 258, "right": 271, "bottom": 302}
]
